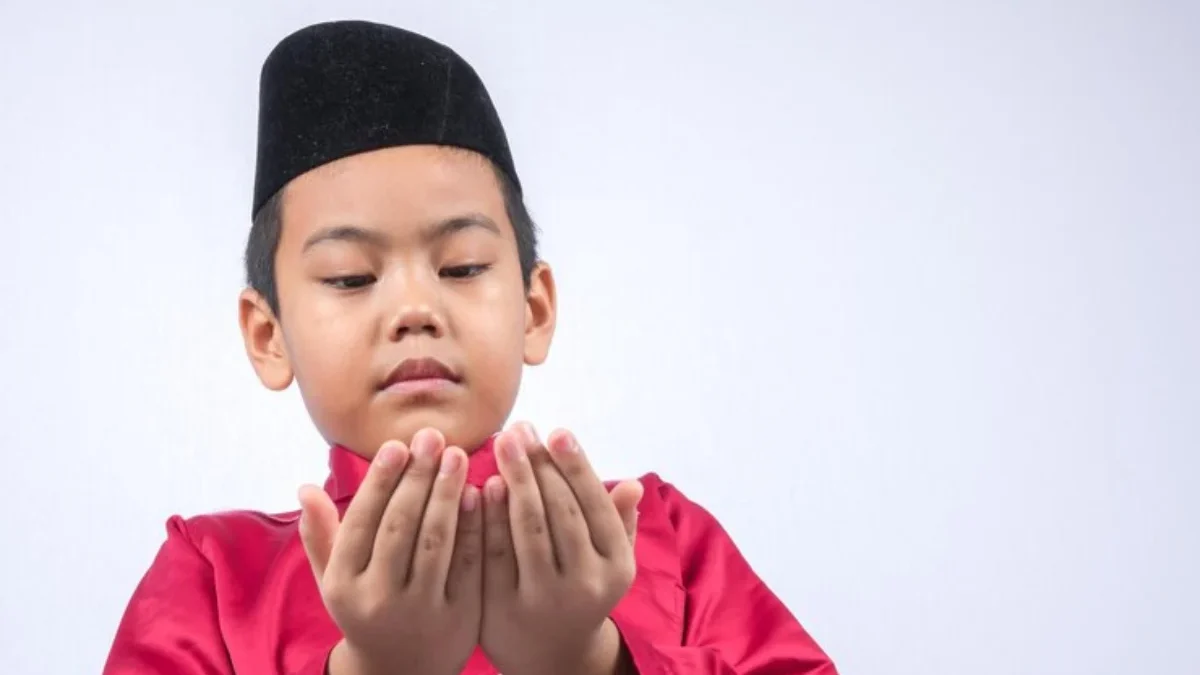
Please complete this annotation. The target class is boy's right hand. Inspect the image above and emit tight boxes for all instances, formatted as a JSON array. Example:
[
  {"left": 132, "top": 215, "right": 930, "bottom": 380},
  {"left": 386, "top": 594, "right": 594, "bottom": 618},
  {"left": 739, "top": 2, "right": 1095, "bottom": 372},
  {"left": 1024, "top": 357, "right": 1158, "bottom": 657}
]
[{"left": 297, "top": 429, "right": 483, "bottom": 675}]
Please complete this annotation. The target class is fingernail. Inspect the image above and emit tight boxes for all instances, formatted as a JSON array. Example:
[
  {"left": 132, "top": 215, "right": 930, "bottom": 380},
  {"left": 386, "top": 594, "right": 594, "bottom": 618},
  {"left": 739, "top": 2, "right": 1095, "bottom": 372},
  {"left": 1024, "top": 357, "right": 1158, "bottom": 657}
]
[
  {"left": 487, "top": 478, "right": 507, "bottom": 502},
  {"left": 498, "top": 434, "right": 526, "bottom": 462},
  {"left": 412, "top": 432, "right": 435, "bottom": 460},
  {"left": 518, "top": 422, "right": 540, "bottom": 447},
  {"left": 462, "top": 486, "right": 479, "bottom": 512},
  {"left": 440, "top": 448, "right": 461, "bottom": 475},
  {"left": 496, "top": 435, "right": 513, "bottom": 462},
  {"left": 376, "top": 442, "right": 403, "bottom": 467},
  {"left": 552, "top": 431, "right": 579, "bottom": 454}
]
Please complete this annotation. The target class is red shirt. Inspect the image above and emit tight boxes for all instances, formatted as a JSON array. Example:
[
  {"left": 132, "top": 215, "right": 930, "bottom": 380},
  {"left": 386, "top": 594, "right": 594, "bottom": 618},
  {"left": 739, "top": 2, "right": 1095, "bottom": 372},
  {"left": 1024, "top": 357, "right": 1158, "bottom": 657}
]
[{"left": 104, "top": 439, "right": 837, "bottom": 674}]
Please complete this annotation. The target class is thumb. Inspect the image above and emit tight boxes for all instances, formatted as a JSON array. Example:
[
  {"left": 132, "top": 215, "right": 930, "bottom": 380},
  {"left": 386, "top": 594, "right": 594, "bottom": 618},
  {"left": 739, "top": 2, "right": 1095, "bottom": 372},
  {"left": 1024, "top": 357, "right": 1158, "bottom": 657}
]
[
  {"left": 610, "top": 480, "right": 643, "bottom": 545},
  {"left": 297, "top": 484, "right": 339, "bottom": 581}
]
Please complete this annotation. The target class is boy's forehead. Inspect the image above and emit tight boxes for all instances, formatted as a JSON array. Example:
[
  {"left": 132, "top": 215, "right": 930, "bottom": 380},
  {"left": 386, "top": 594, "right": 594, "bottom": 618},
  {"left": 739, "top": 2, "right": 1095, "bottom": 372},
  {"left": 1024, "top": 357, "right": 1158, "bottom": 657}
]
[
  {"left": 291, "top": 146, "right": 502, "bottom": 205},
  {"left": 279, "top": 146, "right": 511, "bottom": 242},
  {"left": 307, "top": 144, "right": 488, "bottom": 182}
]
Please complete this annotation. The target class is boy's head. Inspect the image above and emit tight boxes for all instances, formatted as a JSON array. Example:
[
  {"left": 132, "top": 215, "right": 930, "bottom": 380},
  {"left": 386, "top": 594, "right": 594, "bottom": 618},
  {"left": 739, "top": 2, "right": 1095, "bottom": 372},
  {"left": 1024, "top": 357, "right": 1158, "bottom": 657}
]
[{"left": 238, "top": 21, "right": 556, "bottom": 458}]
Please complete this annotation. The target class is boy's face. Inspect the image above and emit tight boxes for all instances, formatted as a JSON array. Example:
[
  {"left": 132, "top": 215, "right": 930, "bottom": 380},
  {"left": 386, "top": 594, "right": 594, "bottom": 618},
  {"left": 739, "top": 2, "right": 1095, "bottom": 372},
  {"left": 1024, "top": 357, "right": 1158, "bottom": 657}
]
[{"left": 239, "top": 145, "right": 556, "bottom": 457}]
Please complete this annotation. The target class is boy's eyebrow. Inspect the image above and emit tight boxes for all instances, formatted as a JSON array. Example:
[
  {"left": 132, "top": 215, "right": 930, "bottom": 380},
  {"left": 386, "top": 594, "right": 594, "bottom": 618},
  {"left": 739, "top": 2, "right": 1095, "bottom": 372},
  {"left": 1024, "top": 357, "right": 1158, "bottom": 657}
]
[
  {"left": 302, "top": 225, "right": 388, "bottom": 252},
  {"left": 422, "top": 214, "right": 502, "bottom": 242},
  {"left": 301, "top": 214, "right": 501, "bottom": 253}
]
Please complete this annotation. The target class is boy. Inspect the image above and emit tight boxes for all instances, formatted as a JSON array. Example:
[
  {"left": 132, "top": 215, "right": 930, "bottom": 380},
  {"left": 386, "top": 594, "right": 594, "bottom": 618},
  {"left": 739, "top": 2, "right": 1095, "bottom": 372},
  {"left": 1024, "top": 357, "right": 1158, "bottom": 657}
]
[{"left": 104, "top": 20, "right": 837, "bottom": 675}]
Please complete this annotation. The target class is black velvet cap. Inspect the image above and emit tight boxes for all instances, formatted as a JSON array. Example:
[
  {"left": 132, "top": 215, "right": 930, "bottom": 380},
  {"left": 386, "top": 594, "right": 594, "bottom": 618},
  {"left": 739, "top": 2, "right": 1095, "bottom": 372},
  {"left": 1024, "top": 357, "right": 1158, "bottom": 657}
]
[{"left": 252, "top": 20, "right": 520, "bottom": 217}]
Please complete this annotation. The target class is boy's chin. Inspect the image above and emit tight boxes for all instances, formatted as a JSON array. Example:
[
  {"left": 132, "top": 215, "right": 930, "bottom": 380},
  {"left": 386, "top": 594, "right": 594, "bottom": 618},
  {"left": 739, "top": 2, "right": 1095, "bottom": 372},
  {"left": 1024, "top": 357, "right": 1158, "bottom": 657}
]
[{"left": 371, "top": 409, "right": 494, "bottom": 452}]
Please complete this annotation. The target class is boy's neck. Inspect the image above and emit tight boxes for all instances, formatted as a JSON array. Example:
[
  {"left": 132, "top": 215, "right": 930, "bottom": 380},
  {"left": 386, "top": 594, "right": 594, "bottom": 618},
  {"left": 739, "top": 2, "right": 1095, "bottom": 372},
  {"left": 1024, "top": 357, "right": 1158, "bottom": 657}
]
[{"left": 324, "top": 434, "right": 499, "bottom": 500}]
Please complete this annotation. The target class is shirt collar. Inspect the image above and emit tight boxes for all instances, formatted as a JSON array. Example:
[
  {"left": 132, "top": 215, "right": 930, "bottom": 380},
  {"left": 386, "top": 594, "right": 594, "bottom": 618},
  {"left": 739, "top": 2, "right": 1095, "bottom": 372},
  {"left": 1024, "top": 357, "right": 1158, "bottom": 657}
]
[{"left": 324, "top": 435, "right": 499, "bottom": 501}]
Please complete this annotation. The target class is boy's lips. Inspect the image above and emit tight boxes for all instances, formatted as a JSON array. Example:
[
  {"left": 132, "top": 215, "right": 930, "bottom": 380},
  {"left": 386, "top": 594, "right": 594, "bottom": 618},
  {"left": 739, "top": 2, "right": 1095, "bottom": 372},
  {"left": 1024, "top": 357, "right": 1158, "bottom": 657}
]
[{"left": 380, "top": 357, "right": 462, "bottom": 395}]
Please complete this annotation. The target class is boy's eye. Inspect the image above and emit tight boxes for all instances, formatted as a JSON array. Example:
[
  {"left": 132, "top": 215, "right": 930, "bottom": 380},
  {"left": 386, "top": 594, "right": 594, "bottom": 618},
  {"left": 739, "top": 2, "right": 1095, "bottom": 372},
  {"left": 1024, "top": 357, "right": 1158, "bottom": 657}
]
[
  {"left": 322, "top": 274, "right": 376, "bottom": 290},
  {"left": 440, "top": 264, "right": 491, "bottom": 279}
]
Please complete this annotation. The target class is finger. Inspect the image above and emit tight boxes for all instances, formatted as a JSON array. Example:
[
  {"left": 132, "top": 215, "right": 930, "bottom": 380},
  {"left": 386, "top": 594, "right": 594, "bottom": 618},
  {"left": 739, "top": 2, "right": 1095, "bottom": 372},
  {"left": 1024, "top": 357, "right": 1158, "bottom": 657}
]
[
  {"left": 518, "top": 423, "right": 589, "bottom": 570},
  {"left": 482, "top": 476, "right": 517, "bottom": 596},
  {"left": 410, "top": 445, "right": 468, "bottom": 594},
  {"left": 546, "top": 429, "right": 629, "bottom": 558},
  {"left": 327, "top": 441, "right": 409, "bottom": 577},
  {"left": 610, "top": 479, "right": 644, "bottom": 545},
  {"left": 372, "top": 428, "right": 445, "bottom": 588},
  {"left": 494, "top": 430, "right": 557, "bottom": 581},
  {"left": 446, "top": 484, "right": 483, "bottom": 604},
  {"left": 297, "top": 484, "right": 339, "bottom": 580}
]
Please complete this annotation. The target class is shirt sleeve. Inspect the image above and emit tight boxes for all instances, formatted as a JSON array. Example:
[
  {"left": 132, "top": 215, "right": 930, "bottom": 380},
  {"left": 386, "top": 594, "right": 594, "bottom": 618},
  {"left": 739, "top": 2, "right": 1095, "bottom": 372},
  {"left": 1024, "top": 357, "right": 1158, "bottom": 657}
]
[
  {"left": 615, "top": 479, "right": 838, "bottom": 675},
  {"left": 102, "top": 516, "right": 237, "bottom": 674},
  {"left": 101, "top": 515, "right": 337, "bottom": 675}
]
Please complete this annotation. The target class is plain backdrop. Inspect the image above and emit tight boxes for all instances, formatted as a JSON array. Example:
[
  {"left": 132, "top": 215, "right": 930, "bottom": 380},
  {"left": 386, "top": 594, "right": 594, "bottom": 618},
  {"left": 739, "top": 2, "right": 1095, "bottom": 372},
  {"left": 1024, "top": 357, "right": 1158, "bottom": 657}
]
[{"left": 1, "top": 1, "right": 1197, "bottom": 673}]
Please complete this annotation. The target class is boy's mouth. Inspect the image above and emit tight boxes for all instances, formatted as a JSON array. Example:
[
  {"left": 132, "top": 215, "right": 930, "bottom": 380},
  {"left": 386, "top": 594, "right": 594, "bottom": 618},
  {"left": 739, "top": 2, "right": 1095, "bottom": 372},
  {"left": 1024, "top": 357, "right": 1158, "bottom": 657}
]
[{"left": 380, "top": 357, "right": 462, "bottom": 395}]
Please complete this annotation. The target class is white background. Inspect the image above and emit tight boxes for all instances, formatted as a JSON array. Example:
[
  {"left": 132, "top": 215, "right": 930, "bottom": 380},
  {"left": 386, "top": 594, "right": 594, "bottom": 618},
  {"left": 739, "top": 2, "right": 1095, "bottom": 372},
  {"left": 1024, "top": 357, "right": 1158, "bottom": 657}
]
[{"left": 1, "top": 2, "right": 1197, "bottom": 673}]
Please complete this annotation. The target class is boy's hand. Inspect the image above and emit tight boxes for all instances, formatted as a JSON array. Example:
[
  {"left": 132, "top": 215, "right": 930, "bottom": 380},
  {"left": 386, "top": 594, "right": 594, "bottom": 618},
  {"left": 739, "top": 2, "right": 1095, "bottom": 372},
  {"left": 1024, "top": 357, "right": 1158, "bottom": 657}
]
[
  {"left": 297, "top": 429, "right": 483, "bottom": 675},
  {"left": 480, "top": 424, "right": 642, "bottom": 675}
]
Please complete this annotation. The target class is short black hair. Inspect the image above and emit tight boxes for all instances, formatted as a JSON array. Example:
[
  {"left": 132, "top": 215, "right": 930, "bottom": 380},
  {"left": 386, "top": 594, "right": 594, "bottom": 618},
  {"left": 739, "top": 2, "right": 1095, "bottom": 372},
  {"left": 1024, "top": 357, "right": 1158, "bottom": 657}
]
[{"left": 244, "top": 162, "right": 539, "bottom": 316}]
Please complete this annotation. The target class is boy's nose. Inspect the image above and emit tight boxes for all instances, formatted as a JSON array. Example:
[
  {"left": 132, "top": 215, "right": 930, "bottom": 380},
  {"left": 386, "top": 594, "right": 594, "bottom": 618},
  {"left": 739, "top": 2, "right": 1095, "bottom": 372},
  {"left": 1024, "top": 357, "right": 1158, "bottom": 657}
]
[{"left": 387, "top": 304, "right": 446, "bottom": 340}]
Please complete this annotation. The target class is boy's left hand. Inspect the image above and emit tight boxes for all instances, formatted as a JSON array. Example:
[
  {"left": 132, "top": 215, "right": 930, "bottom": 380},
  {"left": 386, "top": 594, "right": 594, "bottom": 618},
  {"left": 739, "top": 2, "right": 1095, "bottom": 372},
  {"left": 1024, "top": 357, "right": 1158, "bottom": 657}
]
[{"left": 480, "top": 424, "right": 643, "bottom": 675}]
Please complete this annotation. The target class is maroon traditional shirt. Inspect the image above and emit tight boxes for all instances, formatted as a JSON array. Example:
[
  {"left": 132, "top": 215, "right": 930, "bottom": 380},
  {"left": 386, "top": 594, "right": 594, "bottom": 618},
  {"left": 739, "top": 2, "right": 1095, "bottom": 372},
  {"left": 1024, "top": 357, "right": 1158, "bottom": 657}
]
[{"left": 104, "top": 438, "right": 837, "bottom": 674}]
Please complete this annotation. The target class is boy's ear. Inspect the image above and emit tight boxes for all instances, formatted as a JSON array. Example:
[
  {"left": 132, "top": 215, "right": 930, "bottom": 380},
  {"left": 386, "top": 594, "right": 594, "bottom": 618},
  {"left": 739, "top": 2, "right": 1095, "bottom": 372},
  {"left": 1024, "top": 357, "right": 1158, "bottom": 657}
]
[
  {"left": 238, "top": 288, "right": 294, "bottom": 391},
  {"left": 523, "top": 262, "right": 557, "bottom": 366}
]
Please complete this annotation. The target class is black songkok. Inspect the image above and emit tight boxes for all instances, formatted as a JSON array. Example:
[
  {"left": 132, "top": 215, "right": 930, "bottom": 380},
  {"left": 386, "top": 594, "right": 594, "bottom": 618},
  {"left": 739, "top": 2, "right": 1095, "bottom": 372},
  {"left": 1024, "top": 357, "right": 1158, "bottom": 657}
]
[{"left": 252, "top": 20, "right": 520, "bottom": 216}]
